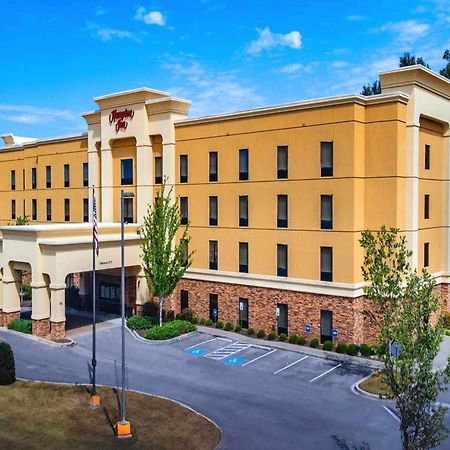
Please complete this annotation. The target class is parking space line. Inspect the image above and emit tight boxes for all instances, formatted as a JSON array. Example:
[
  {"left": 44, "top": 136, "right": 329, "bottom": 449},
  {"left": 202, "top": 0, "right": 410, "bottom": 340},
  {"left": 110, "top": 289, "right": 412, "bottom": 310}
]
[
  {"left": 273, "top": 356, "right": 309, "bottom": 375},
  {"left": 242, "top": 349, "right": 277, "bottom": 367},
  {"left": 383, "top": 406, "right": 400, "bottom": 423},
  {"left": 184, "top": 337, "right": 217, "bottom": 351},
  {"left": 204, "top": 342, "right": 250, "bottom": 360},
  {"left": 309, "top": 363, "right": 342, "bottom": 383}
]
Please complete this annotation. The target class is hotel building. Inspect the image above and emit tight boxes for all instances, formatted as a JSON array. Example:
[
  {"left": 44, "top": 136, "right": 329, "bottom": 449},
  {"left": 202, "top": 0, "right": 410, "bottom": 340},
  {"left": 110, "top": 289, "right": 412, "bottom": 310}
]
[{"left": 0, "top": 65, "right": 449, "bottom": 342}]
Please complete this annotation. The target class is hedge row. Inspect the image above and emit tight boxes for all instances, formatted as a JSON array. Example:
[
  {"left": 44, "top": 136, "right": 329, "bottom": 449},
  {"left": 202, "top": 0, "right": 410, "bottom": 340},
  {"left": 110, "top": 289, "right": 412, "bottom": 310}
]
[
  {"left": 144, "top": 320, "right": 196, "bottom": 340},
  {"left": 7, "top": 319, "right": 32, "bottom": 334}
]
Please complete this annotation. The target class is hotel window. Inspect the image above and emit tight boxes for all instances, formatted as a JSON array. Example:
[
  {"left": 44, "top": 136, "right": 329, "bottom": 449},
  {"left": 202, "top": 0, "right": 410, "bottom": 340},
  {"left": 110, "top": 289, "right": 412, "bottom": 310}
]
[
  {"left": 46, "top": 199, "right": 52, "bottom": 221},
  {"left": 425, "top": 144, "right": 430, "bottom": 170},
  {"left": 277, "top": 195, "right": 288, "bottom": 228},
  {"left": 239, "top": 195, "right": 248, "bottom": 227},
  {"left": 83, "top": 162, "right": 89, "bottom": 187},
  {"left": 64, "top": 164, "right": 70, "bottom": 187},
  {"left": 209, "top": 151, "right": 218, "bottom": 182},
  {"left": 239, "top": 149, "right": 249, "bottom": 180},
  {"left": 424, "top": 242, "right": 429, "bottom": 267},
  {"left": 180, "top": 197, "right": 188, "bottom": 225},
  {"left": 32, "top": 199, "right": 37, "bottom": 221},
  {"left": 11, "top": 200, "right": 16, "bottom": 220},
  {"left": 11, "top": 170, "right": 16, "bottom": 190},
  {"left": 64, "top": 198, "right": 70, "bottom": 222},
  {"left": 239, "top": 242, "right": 248, "bottom": 273},
  {"left": 124, "top": 197, "right": 134, "bottom": 223},
  {"left": 320, "top": 141, "right": 333, "bottom": 177},
  {"left": 31, "top": 168, "right": 37, "bottom": 189},
  {"left": 180, "top": 155, "right": 188, "bottom": 183},
  {"left": 424, "top": 194, "right": 430, "bottom": 219},
  {"left": 46, "top": 166, "right": 51, "bottom": 188},
  {"left": 277, "top": 145, "right": 288, "bottom": 179},
  {"left": 121, "top": 159, "right": 133, "bottom": 185},
  {"left": 83, "top": 198, "right": 89, "bottom": 223},
  {"left": 209, "top": 240, "right": 218, "bottom": 270},
  {"left": 321, "top": 195, "right": 333, "bottom": 229},
  {"left": 277, "top": 244, "right": 288, "bottom": 277},
  {"left": 155, "top": 157, "right": 162, "bottom": 184},
  {"left": 180, "top": 290, "right": 189, "bottom": 312},
  {"left": 209, "top": 196, "right": 218, "bottom": 226},
  {"left": 181, "top": 239, "right": 189, "bottom": 266},
  {"left": 320, "top": 247, "right": 333, "bottom": 282}
]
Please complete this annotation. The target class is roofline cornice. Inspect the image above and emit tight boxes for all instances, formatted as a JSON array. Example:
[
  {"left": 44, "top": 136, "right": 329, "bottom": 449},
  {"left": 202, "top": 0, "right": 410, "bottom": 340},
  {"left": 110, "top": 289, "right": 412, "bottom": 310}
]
[{"left": 0, "top": 132, "right": 87, "bottom": 152}]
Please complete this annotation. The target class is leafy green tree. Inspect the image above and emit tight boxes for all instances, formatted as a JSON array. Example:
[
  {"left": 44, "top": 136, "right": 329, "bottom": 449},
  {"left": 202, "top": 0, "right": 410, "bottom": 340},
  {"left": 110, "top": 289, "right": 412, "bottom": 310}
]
[
  {"left": 360, "top": 227, "right": 449, "bottom": 450},
  {"left": 399, "top": 52, "right": 429, "bottom": 68},
  {"left": 141, "top": 183, "right": 193, "bottom": 326},
  {"left": 440, "top": 49, "right": 450, "bottom": 79},
  {"left": 7, "top": 215, "right": 30, "bottom": 226},
  {"left": 361, "top": 80, "right": 381, "bottom": 96}
]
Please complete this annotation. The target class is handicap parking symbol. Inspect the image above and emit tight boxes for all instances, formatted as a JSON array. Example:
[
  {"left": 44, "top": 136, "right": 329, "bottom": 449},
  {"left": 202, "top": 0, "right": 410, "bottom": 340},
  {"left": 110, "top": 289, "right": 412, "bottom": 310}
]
[
  {"left": 223, "top": 356, "right": 246, "bottom": 366},
  {"left": 187, "top": 348, "right": 207, "bottom": 356}
]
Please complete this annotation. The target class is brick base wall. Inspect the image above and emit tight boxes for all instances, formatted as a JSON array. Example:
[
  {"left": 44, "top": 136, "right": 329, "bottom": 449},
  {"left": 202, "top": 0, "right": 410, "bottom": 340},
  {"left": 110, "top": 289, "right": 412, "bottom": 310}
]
[
  {"left": 51, "top": 321, "right": 65, "bottom": 340},
  {"left": 2, "top": 311, "right": 20, "bottom": 327},
  {"left": 32, "top": 318, "right": 50, "bottom": 336},
  {"left": 0, "top": 309, "right": 2, "bottom": 327}
]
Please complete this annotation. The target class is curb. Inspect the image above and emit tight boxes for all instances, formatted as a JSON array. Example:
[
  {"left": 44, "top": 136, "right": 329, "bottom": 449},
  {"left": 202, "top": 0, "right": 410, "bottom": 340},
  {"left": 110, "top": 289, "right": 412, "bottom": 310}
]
[
  {"left": 350, "top": 372, "right": 390, "bottom": 401},
  {"left": 196, "top": 325, "right": 383, "bottom": 370},
  {"left": 125, "top": 324, "right": 199, "bottom": 345},
  {"left": 0, "top": 327, "right": 76, "bottom": 347}
]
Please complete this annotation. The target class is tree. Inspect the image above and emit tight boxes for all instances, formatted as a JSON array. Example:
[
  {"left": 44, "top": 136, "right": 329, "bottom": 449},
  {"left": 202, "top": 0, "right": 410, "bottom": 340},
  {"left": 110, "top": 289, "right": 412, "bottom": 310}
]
[
  {"left": 399, "top": 52, "right": 430, "bottom": 68},
  {"left": 141, "top": 182, "right": 193, "bottom": 326},
  {"left": 8, "top": 215, "right": 30, "bottom": 226},
  {"left": 440, "top": 49, "right": 450, "bottom": 79},
  {"left": 361, "top": 80, "right": 381, "bottom": 96},
  {"left": 360, "top": 227, "right": 450, "bottom": 450}
]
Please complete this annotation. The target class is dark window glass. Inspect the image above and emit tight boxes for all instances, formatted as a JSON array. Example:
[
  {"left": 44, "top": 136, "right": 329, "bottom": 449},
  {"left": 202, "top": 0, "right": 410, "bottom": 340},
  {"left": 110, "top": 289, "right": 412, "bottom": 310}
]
[
  {"left": 124, "top": 197, "right": 133, "bottom": 223},
  {"left": 425, "top": 145, "right": 430, "bottom": 170},
  {"left": 239, "top": 195, "right": 248, "bottom": 227},
  {"left": 209, "top": 293, "right": 219, "bottom": 322},
  {"left": 239, "top": 149, "right": 249, "bottom": 180},
  {"left": 321, "top": 141, "right": 333, "bottom": 177},
  {"left": 209, "top": 151, "right": 218, "bottom": 182},
  {"left": 320, "top": 247, "right": 333, "bottom": 281},
  {"left": 424, "top": 194, "right": 430, "bottom": 219},
  {"left": 121, "top": 159, "right": 133, "bottom": 185},
  {"left": 11, "top": 170, "right": 15, "bottom": 190},
  {"left": 277, "top": 195, "right": 288, "bottom": 228},
  {"left": 64, "top": 198, "right": 70, "bottom": 221},
  {"left": 11, "top": 200, "right": 16, "bottom": 220},
  {"left": 31, "top": 168, "right": 37, "bottom": 189},
  {"left": 321, "top": 195, "right": 333, "bottom": 229},
  {"left": 180, "top": 290, "right": 189, "bottom": 312},
  {"left": 64, "top": 164, "right": 70, "bottom": 187},
  {"left": 239, "top": 298, "right": 249, "bottom": 329},
  {"left": 83, "top": 198, "right": 89, "bottom": 222},
  {"left": 209, "top": 196, "right": 218, "bottom": 226},
  {"left": 277, "top": 146, "right": 288, "bottom": 179},
  {"left": 277, "top": 244, "right": 288, "bottom": 277},
  {"left": 32, "top": 199, "right": 37, "bottom": 220},
  {"left": 180, "top": 197, "right": 188, "bottom": 225},
  {"left": 180, "top": 155, "right": 188, "bottom": 183},
  {"left": 239, "top": 242, "right": 248, "bottom": 273},
  {"left": 83, "top": 162, "right": 89, "bottom": 187},
  {"left": 424, "top": 242, "right": 429, "bottom": 267},
  {"left": 320, "top": 310, "right": 333, "bottom": 344},
  {"left": 277, "top": 303, "right": 288, "bottom": 335},
  {"left": 155, "top": 157, "right": 162, "bottom": 184},
  {"left": 46, "top": 166, "right": 51, "bottom": 188},
  {"left": 209, "top": 240, "right": 218, "bottom": 270},
  {"left": 46, "top": 199, "right": 51, "bottom": 221}
]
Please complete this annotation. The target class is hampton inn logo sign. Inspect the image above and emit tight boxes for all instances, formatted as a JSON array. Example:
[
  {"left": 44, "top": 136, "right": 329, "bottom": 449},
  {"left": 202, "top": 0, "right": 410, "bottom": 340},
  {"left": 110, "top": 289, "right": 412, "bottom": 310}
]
[{"left": 109, "top": 108, "right": 135, "bottom": 132}]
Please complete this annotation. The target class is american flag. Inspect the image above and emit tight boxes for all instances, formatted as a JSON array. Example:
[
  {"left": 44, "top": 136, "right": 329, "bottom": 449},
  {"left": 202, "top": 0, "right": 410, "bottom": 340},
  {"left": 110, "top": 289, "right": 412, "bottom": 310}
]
[{"left": 93, "top": 191, "right": 99, "bottom": 256}]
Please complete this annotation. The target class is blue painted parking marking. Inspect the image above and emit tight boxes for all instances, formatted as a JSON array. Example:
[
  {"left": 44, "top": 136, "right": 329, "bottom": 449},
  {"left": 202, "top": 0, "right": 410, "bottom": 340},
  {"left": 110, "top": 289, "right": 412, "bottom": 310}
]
[
  {"left": 187, "top": 348, "right": 208, "bottom": 356},
  {"left": 223, "top": 356, "right": 246, "bottom": 366}
]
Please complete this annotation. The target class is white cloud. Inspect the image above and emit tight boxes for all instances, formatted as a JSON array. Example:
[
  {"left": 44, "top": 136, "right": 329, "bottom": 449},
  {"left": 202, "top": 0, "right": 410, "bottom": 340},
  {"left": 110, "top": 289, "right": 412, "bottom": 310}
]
[
  {"left": 95, "top": 28, "right": 137, "bottom": 42},
  {"left": 331, "top": 60, "right": 348, "bottom": 68},
  {"left": 279, "top": 63, "right": 303, "bottom": 74},
  {"left": 135, "top": 7, "right": 166, "bottom": 26},
  {"left": 248, "top": 27, "right": 302, "bottom": 54},
  {"left": 378, "top": 20, "right": 430, "bottom": 45},
  {"left": 0, "top": 104, "right": 78, "bottom": 125}
]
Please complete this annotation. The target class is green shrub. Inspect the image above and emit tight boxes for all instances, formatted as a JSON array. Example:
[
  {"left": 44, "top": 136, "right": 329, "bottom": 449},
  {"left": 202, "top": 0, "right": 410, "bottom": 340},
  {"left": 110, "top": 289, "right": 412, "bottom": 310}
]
[
  {"left": 205, "top": 319, "right": 213, "bottom": 326},
  {"left": 360, "top": 343, "right": 371, "bottom": 357},
  {"left": 215, "top": 320, "right": 224, "bottom": 329},
  {"left": 224, "top": 322, "right": 234, "bottom": 331},
  {"left": 298, "top": 336, "right": 307, "bottom": 346},
  {"left": 257, "top": 329, "right": 266, "bottom": 338},
  {"left": 310, "top": 338, "right": 320, "bottom": 348},
  {"left": 7, "top": 318, "right": 32, "bottom": 334},
  {"left": 127, "top": 315, "right": 157, "bottom": 330},
  {"left": 142, "top": 301, "right": 159, "bottom": 318},
  {"left": 289, "top": 334, "right": 299, "bottom": 345},
  {"left": 234, "top": 324, "right": 242, "bottom": 332},
  {"left": 268, "top": 331, "right": 277, "bottom": 341},
  {"left": 442, "top": 311, "right": 450, "bottom": 329},
  {"left": 144, "top": 320, "right": 196, "bottom": 340},
  {"left": 247, "top": 327, "right": 255, "bottom": 336},
  {"left": 191, "top": 317, "right": 199, "bottom": 325},
  {"left": 279, "top": 333, "right": 288, "bottom": 342},
  {"left": 176, "top": 308, "right": 195, "bottom": 323},
  {"left": 346, "top": 344, "right": 358, "bottom": 356},
  {"left": 323, "top": 340, "right": 333, "bottom": 351},
  {"left": 0, "top": 342, "right": 15, "bottom": 385},
  {"left": 199, "top": 318, "right": 206, "bottom": 325},
  {"left": 445, "top": 329, "right": 450, "bottom": 336},
  {"left": 336, "top": 342, "right": 347, "bottom": 354}
]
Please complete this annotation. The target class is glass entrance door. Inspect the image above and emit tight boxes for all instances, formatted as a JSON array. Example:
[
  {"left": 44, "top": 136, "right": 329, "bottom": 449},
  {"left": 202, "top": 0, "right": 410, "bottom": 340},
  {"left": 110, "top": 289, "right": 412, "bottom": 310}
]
[
  {"left": 99, "top": 282, "right": 121, "bottom": 314},
  {"left": 320, "top": 310, "right": 333, "bottom": 343},
  {"left": 239, "top": 298, "right": 248, "bottom": 329},
  {"left": 209, "top": 294, "right": 218, "bottom": 323},
  {"left": 277, "top": 303, "right": 288, "bottom": 335}
]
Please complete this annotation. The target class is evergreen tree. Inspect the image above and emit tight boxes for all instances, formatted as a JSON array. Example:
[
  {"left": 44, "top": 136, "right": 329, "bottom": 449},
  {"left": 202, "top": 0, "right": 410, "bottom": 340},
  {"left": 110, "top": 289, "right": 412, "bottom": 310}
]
[{"left": 440, "top": 49, "right": 450, "bottom": 79}]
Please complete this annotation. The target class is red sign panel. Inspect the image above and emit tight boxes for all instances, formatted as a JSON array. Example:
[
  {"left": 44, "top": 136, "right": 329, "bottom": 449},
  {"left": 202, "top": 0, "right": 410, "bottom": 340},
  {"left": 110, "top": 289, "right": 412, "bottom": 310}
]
[{"left": 109, "top": 108, "right": 135, "bottom": 132}]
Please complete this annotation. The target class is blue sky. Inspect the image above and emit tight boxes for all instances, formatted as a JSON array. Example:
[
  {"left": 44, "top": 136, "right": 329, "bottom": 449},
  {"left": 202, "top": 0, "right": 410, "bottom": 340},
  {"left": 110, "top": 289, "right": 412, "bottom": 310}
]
[{"left": 0, "top": 0, "right": 449, "bottom": 141}]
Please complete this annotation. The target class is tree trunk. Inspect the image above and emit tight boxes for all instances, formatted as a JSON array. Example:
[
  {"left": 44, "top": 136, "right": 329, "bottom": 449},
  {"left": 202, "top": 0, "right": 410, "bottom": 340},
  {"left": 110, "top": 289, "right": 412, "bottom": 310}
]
[{"left": 159, "top": 296, "right": 164, "bottom": 326}]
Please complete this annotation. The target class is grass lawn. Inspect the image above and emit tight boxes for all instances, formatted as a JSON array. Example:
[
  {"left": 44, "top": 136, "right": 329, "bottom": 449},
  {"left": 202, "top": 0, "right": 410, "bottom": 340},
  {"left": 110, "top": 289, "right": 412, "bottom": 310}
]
[
  {"left": 0, "top": 381, "right": 221, "bottom": 450},
  {"left": 358, "top": 371, "right": 393, "bottom": 398}
]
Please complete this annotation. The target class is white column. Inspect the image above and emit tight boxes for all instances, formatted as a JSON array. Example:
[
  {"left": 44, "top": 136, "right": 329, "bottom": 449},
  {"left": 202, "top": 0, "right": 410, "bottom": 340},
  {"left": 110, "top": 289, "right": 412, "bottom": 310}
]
[
  {"left": 50, "top": 282, "right": 66, "bottom": 323},
  {"left": 136, "top": 142, "right": 153, "bottom": 224},
  {"left": 101, "top": 146, "right": 114, "bottom": 222},
  {"left": 2, "top": 265, "right": 21, "bottom": 325}
]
